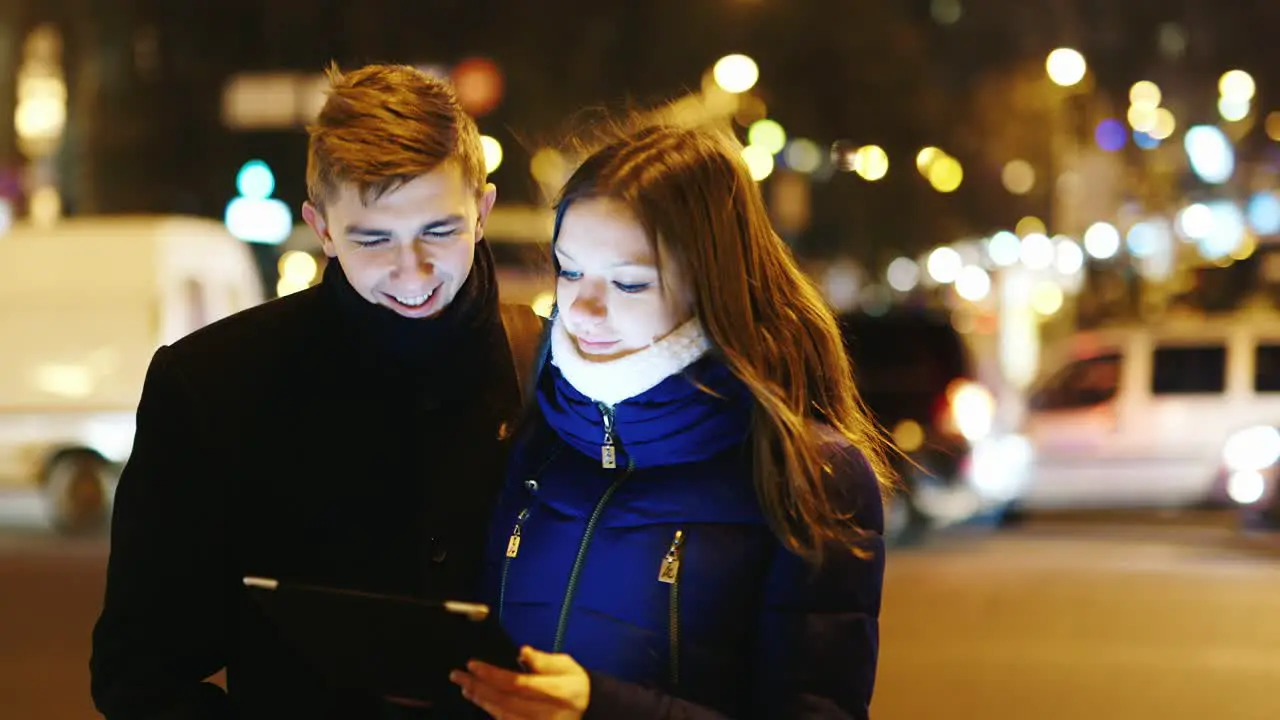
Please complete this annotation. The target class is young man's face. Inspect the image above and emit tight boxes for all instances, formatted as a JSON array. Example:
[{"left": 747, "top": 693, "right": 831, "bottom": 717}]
[{"left": 303, "top": 162, "right": 497, "bottom": 319}]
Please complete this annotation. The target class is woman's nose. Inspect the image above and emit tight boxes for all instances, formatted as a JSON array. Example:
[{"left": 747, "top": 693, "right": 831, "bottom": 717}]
[{"left": 568, "top": 284, "right": 608, "bottom": 323}]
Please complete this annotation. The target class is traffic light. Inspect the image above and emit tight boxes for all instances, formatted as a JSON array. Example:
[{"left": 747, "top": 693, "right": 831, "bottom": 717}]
[{"left": 225, "top": 159, "right": 292, "bottom": 245}]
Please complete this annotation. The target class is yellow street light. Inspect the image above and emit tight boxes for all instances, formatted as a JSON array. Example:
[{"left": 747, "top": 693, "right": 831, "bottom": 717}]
[
  {"left": 1150, "top": 108, "right": 1177, "bottom": 140},
  {"left": 278, "top": 251, "right": 317, "bottom": 285},
  {"left": 1219, "top": 70, "right": 1256, "bottom": 103},
  {"left": 928, "top": 155, "right": 963, "bottom": 192},
  {"left": 747, "top": 119, "right": 786, "bottom": 155},
  {"left": 916, "top": 146, "right": 943, "bottom": 175},
  {"left": 1001, "top": 160, "right": 1035, "bottom": 195},
  {"left": 1046, "top": 48, "right": 1087, "bottom": 87},
  {"left": 1031, "top": 281, "right": 1064, "bottom": 316},
  {"left": 1016, "top": 216, "right": 1047, "bottom": 237},
  {"left": 480, "top": 135, "right": 503, "bottom": 174},
  {"left": 1127, "top": 104, "right": 1159, "bottom": 133},
  {"left": 854, "top": 145, "right": 889, "bottom": 181},
  {"left": 713, "top": 54, "right": 759, "bottom": 94},
  {"left": 1129, "top": 81, "right": 1162, "bottom": 108},
  {"left": 741, "top": 145, "right": 774, "bottom": 181},
  {"left": 1266, "top": 112, "right": 1280, "bottom": 142}
]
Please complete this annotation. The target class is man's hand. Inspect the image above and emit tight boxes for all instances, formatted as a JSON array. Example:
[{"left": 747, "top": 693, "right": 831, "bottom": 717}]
[{"left": 450, "top": 646, "right": 590, "bottom": 720}]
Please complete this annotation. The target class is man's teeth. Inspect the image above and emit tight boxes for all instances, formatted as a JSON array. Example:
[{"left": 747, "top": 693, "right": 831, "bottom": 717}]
[{"left": 394, "top": 290, "right": 434, "bottom": 307}]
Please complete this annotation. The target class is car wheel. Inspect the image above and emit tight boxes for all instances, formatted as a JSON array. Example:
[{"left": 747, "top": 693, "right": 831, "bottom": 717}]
[
  {"left": 43, "top": 451, "right": 112, "bottom": 535},
  {"left": 994, "top": 501, "right": 1026, "bottom": 528}
]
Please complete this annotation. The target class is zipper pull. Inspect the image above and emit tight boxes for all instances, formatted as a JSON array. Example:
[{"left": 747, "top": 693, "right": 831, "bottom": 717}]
[
  {"left": 658, "top": 530, "right": 684, "bottom": 584},
  {"left": 600, "top": 404, "right": 617, "bottom": 469},
  {"left": 506, "top": 509, "right": 530, "bottom": 558}
]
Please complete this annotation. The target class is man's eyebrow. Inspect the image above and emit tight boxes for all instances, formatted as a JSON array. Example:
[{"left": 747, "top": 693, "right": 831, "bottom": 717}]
[
  {"left": 344, "top": 225, "right": 389, "bottom": 237},
  {"left": 421, "top": 214, "right": 465, "bottom": 231},
  {"left": 344, "top": 214, "right": 466, "bottom": 236}
]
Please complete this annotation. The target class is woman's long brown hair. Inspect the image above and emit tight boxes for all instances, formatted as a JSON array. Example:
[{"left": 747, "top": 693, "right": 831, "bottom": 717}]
[{"left": 555, "top": 122, "right": 896, "bottom": 565}]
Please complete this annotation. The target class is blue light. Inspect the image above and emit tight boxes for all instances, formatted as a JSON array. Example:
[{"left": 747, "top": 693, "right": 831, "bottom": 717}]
[
  {"left": 987, "top": 231, "right": 1021, "bottom": 267},
  {"left": 236, "top": 160, "right": 276, "bottom": 199},
  {"left": 225, "top": 196, "right": 292, "bottom": 244},
  {"left": 1247, "top": 192, "right": 1280, "bottom": 236},
  {"left": 1184, "top": 125, "right": 1235, "bottom": 185},
  {"left": 1197, "top": 201, "right": 1245, "bottom": 260},
  {"left": 1133, "top": 130, "right": 1161, "bottom": 150},
  {"left": 1095, "top": 119, "right": 1127, "bottom": 152},
  {"left": 1126, "top": 221, "right": 1160, "bottom": 257}
]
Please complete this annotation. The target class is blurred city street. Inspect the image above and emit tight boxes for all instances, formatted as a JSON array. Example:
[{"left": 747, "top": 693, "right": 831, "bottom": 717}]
[
  {"left": 876, "top": 518, "right": 1280, "bottom": 720},
  {"left": 4, "top": 500, "right": 1279, "bottom": 719},
  {"left": 1, "top": 526, "right": 110, "bottom": 720},
  {"left": 3, "top": 2, "right": 1280, "bottom": 718}
]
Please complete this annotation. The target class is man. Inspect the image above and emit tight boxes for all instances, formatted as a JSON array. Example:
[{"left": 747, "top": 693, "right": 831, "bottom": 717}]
[{"left": 91, "top": 63, "right": 541, "bottom": 719}]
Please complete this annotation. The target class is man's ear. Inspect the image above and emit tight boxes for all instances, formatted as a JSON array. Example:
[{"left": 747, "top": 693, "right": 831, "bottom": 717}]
[
  {"left": 476, "top": 183, "right": 498, "bottom": 239},
  {"left": 302, "top": 202, "right": 335, "bottom": 257}
]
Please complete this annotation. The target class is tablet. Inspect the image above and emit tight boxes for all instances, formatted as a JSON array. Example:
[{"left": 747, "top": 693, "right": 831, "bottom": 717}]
[{"left": 243, "top": 576, "right": 521, "bottom": 706}]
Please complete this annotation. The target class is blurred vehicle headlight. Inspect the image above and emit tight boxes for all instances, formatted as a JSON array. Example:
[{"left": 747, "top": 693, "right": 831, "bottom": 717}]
[
  {"left": 946, "top": 379, "right": 994, "bottom": 442},
  {"left": 966, "top": 433, "right": 1031, "bottom": 502},
  {"left": 1222, "top": 425, "right": 1280, "bottom": 471},
  {"left": 1227, "top": 470, "right": 1266, "bottom": 505}
]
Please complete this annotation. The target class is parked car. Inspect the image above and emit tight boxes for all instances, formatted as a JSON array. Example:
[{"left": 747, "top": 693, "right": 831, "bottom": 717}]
[
  {"left": 839, "top": 308, "right": 1025, "bottom": 544},
  {"left": 1018, "top": 311, "right": 1280, "bottom": 511},
  {"left": 0, "top": 215, "right": 264, "bottom": 532}
]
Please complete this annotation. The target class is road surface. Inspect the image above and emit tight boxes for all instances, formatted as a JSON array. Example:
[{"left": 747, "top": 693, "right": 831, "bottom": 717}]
[{"left": 2, "top": 510, "right": 1278, "bottom": 719}]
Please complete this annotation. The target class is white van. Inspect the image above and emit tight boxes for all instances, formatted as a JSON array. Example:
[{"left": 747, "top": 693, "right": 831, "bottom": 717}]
[
  {"left": 0, "top": 215, "right": 264, "bottom": 531},
  {"left": 1016, "top": 310, "right": 1280, "bottom": 510}
]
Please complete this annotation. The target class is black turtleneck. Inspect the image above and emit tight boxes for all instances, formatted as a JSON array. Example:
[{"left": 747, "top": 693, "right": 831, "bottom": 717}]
[
  {"left": 303, "top": 239, "right": 522, "bottom": 593},
  {"left": 319, "top": 238, "right": 507, "bottom": 383}
]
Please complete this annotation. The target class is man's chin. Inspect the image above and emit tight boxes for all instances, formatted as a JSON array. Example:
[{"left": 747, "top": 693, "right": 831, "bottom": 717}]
[{"left": 388, "top": 305, "right": 446, "bottom": 320}]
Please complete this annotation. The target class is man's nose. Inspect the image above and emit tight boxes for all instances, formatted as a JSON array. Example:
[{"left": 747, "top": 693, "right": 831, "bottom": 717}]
[{"left": 391, "top": 242, "right": 433, "bottom": 280}]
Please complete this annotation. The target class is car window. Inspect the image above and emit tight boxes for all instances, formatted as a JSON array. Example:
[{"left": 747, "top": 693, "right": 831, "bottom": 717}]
[
  {"left": 1032, "top": 354, "right": 1122, "bottom": 410},
  {"left": 1254, "top": 344, "right": 1280, "bottom": 393},
  {"left": 1151, "top": 345, "right": 1225, "bottom": 395}
]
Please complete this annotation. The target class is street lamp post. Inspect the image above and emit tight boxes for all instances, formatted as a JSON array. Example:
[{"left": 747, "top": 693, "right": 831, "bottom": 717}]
[
  {"left": 1043, "top": 47, "right": 1091, "bottom": 240},
  {"left": 15, "top": 24, "right": 67, "bottom": 227}
]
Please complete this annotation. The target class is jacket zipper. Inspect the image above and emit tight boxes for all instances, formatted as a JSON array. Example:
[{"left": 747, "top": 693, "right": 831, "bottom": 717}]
[
  {"left": 498, "top": 507, "right": 530, "bottom": 625},
  {"left": 659, "top": 529, "right": 684, "bottom": 689},
  {"left": 599, "top": 402, "right": 617, "bottom": 469},
  {"left": 498, "top": 446, "right": 562, "bottom": 625},
  {"left": 552, "top": 403, "right": 631, "bottom": 652}
]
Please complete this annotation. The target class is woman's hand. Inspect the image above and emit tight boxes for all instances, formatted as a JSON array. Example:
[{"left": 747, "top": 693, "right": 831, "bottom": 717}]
[{"left": 450, "top": 646, "right": 590, "bottom": 720}]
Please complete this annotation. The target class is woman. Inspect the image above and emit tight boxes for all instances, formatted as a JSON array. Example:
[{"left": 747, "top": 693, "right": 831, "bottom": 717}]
[{"left": 450, "top": 123, "right": 893, "bottom": 719}]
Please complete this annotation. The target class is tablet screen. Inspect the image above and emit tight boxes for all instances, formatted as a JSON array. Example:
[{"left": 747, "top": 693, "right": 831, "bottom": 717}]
[{"left": 244, "top": 577, "right": 520, "bottom": 704}]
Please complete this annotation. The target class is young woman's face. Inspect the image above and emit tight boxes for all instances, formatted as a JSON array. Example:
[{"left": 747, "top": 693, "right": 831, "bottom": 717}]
[{"left": 555, "top": 198, "right": 692, "bottom": 361}]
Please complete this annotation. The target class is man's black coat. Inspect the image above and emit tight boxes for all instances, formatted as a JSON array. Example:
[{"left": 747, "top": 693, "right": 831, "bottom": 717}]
[{"left": 91, "top": 243, "right": 530, "bottom": 719}]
